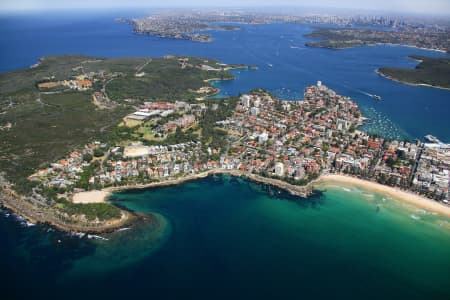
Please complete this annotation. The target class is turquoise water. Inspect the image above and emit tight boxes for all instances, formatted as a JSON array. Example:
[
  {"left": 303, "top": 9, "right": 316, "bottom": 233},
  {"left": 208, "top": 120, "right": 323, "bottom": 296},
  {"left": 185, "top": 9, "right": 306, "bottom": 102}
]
[{"left": 2, "top": 175, "right": 449, "bottom": 299}]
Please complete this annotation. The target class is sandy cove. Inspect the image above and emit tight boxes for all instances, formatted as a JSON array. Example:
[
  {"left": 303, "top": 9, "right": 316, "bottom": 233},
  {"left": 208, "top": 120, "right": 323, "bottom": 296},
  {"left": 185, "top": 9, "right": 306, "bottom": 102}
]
[
  {"left": 77, "top": 170, "right": 450, "bottom": 219},
  {"left": 315, "top": 174, "right": 450, "bottom": 218}
]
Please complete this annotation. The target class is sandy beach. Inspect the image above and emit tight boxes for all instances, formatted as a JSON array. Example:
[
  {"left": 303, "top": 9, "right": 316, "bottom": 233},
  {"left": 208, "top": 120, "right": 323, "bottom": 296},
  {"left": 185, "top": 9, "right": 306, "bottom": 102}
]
[
  {"left": 316, "top": 174, "right": 450, "bottom": 218},
  {"left": 72, "top": 190, "right": 110, "bottom": 204}
]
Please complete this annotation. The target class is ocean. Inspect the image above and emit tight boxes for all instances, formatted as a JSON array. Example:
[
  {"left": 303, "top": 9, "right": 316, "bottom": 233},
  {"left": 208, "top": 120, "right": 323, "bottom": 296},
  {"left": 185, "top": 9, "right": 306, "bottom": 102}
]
[{"left": 1, "top": 10, "right": 450, "bottom": 300}]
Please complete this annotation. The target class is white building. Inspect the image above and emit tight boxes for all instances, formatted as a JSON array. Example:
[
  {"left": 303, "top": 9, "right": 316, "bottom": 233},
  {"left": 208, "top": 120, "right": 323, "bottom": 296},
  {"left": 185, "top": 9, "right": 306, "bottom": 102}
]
[
  {"left": 240, "top": 94, "right": 251, "bottom": 107},
  {"left": 275, "top": 162, "right": 285, "bottom": 177},
  {"left": 336, "top": 119, "right": 349, "bottom": 131},
  {"left": 250, "top": 107, "right": 260, "bottom": 116},
  {"left": 258, "top": 132, "right": 269, "bottom": 144}
]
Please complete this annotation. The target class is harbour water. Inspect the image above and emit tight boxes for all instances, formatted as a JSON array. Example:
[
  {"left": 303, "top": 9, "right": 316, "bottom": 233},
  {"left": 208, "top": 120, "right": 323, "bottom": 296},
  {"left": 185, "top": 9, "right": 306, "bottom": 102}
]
[
  {"left": 2, "top": 175, "right": 450, "bottom": 299},
  {"left": 1, "top": 11, "right": 450, "bottom": 299},
  {"left": 1, "top": 10, "right": 449, "bottom": 141}
]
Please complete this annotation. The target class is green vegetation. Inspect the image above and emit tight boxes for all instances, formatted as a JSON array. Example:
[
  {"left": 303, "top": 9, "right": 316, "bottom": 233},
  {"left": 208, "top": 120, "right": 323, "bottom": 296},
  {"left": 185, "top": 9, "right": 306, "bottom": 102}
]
[
  {"left": 56, "top": 198, "right": 121, "bottom": 221},
  {"left": 305, "top": 28, "right": 375, "bottom": 49},
  {"left": 105, "top": 57, "right": 233, "bottom": 102},
  {"left": 82, "top": 153, "right": 93, "bottom": 162},
  {"left": 76, "top": 161, "right": 100, "bottom": 190},
  {"left": 140, "top": 126, "right": 200, "bottom": 146},
  {"left": 378, "top": 56, "right": 450, "bottom": 89},
  {"left": 200, "top": 97, "right": 239, "bottom": 151},
  {"left": 0, "top": 91, "right": 129, "bottom": 192},
  {"left": 93, "top": 148, "right": 105, "bottom": 157},
  {"left": 304, "top": 28, "right": 450, "bottom": 52}
]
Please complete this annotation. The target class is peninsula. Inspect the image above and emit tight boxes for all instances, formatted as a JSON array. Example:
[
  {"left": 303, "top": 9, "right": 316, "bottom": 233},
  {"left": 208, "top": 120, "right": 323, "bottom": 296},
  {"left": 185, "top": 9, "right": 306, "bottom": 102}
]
[
  {"left": 304, "top": 27, "right": 450, "bottom": 53},
  {"left": 121, "top": 15, "right": 240, "bottom": 43},
  {"left": 1, "top": 56, "right": 450, "bottom": 233},
  {"left": 0, "top": 54, "right": 251, "bottom": 232},
  {"left": 377, "top": 55, "right": 450, "bottom": 90}
]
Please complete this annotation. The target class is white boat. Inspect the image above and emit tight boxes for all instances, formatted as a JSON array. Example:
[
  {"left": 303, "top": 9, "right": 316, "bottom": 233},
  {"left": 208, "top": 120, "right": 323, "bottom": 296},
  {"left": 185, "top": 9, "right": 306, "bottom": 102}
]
[{"left": 372, "top": 95, "right": 381, "bottom": 100}]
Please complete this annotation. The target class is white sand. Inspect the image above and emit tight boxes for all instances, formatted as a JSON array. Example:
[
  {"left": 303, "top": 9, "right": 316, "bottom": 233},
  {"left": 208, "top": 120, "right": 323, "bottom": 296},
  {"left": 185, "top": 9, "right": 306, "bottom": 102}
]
[
  {"left": 72, "top": 190, "right": 110, "bottom": 204},
  {"left": 318, "top": 174, "right": 450, "bottom": 218}
]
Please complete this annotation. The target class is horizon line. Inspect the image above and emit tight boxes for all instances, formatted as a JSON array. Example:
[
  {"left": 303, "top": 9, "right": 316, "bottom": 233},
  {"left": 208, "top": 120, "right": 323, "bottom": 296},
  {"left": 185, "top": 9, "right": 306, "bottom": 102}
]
[{"left": 1, "top": 6, "right": 450, "bottom": 18}]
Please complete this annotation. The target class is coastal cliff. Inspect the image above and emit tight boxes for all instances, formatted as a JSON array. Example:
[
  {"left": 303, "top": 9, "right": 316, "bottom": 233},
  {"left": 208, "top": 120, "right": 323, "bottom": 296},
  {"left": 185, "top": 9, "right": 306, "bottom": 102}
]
[{"left": 0, "top": 187, "right": 136, "bottom": 233}]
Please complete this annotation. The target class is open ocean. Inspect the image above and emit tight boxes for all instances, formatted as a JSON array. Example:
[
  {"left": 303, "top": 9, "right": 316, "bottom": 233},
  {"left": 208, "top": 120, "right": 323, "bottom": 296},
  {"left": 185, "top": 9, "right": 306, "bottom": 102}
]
[{"left": 1, "top": 10, "right": 450, "bottom": 300}]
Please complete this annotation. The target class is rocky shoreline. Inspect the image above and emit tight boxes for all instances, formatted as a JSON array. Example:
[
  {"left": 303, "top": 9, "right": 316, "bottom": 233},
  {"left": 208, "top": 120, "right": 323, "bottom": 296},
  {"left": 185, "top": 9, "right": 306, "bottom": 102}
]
[
  {"left": 0, "top": 187, "right": 137, "bottom": 234},
  {"left": 104, "top": 169, "right": 313, "bottom": 197},
  {"left": 0, "top": 169, "right": 313, "bottom": 234},
  {"left": 3, "top": 169, "right": 450, "bottom": 234}
]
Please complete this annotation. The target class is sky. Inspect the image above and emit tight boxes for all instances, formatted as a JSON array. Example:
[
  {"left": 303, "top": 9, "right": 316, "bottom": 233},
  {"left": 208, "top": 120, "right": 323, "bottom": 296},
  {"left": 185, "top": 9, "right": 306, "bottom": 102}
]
[{"left": 0, "top": 0, "right": 449, "bottom": 16}]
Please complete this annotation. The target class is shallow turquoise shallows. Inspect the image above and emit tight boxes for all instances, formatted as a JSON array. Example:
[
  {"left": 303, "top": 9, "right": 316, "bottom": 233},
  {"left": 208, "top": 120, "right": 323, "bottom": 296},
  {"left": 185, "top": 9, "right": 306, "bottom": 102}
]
[{"left": 2, "top": 175, "right": 449, "bottom": 299}]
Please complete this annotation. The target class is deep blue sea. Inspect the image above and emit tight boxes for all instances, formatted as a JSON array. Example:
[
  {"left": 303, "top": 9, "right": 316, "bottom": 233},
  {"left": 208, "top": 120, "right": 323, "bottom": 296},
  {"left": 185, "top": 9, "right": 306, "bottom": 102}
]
[
  {"left": 0, "top": 10, "right": 449, "bottom": 141},
  {"left": 1, "top": 11, "right": 450, "bottom": 300}
]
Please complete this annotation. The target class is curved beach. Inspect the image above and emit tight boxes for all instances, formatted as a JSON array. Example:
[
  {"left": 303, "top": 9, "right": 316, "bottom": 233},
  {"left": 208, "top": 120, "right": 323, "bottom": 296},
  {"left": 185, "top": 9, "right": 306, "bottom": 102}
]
[{"left": 315, "top": 174, "right": 450, "bottom": 218}]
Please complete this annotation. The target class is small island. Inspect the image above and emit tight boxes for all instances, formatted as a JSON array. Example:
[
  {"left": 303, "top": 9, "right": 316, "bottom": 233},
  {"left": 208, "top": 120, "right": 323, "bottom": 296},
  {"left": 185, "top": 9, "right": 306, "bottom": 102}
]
[{"left": 377, "top": 55, "right": 450, "bottom": 90}]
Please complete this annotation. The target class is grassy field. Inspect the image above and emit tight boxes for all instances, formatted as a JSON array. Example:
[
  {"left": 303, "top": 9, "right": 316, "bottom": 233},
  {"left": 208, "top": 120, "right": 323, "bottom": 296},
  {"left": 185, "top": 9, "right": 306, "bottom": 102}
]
[{"left": 56, "top": 199, "right": 122, "bottom": 221}]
